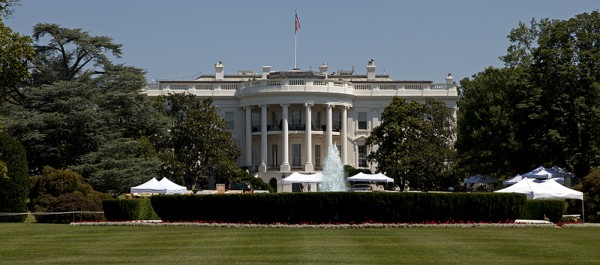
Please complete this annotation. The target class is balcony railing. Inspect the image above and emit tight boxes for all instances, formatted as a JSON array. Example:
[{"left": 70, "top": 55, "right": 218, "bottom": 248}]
[{"left": 143, "top": 79, "right": 457, "bottom": 97}]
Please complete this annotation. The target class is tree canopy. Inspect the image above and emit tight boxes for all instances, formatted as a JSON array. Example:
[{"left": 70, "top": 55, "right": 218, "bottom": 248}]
[
  {"left": 0, "top": 23, "right": 169, "bottom": 198},
  {"left": 0, "top": 5, "right": 33, "bottom": 105},
  {"left": 0, "top": 131, "right": 28, "bottom": 222},
  {"left": 366, "top": 97, "right": 456, "bottom": 191},
  {"left": 156, "top": 94, "right": 241, "bottom": 189},
  {"left": 457, "top": 11, "right": 600, "bottom": 179}
]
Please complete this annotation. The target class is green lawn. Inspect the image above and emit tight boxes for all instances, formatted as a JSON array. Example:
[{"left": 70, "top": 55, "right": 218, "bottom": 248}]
[{"left": 1, "top": 223, "right": 599, "bottom": 264}]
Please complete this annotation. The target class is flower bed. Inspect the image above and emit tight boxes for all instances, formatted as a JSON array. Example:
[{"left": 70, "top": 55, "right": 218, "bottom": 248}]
[{"left": 69, "top": 219, "right": 594, "bottom": 228}]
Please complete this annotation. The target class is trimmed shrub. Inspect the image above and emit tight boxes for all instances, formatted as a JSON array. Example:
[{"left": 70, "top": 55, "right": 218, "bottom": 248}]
[
  {"left": 519, "top": 200, "right": 564, "bottom": 222},
  {"left": 0, "top": 132, "right": 29, "bottom": 222},
  {"left": 29, "top": 166, "right": 111, "bottom": 223},
  {"left": 150, "top": 192, "right": 526, "bottom": 224},
  {"left": 102, "top": 199, "right": 159, "bottom": 221}
]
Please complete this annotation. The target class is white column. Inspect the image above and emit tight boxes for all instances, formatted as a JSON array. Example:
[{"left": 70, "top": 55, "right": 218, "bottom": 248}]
[
  {"left": 259, "top": 104, "right": 267, "bottom": 172},
  {"left": 245, "top": 106, "right": 252, "bottom": 167},
  {"left": 341, "top": 105, "right": 348, "bottom": 165},
  {"left": 326, "top": 104, "right": 333, "bottom": 150},
  {"left": 280, "top": 104, "right": 290, "bottom": 172},
  {"left": 304, "top": 103, "right": 314, "bottom": 172}
]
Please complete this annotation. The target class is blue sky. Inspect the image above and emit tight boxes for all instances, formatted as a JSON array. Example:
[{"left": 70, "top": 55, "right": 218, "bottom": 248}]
[{"left": 5, "top": 1, "right": 598, "bottom": 84}]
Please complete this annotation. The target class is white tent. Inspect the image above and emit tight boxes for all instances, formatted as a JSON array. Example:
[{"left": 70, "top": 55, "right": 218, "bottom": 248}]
[
  {"left": 495, "top": 178, "right": 584, "bottom": 220},
  {"left": 282, "top": 172, "right": 323, "bottom": 184},
  {"left": 495, "top": 178, "right": 583, "bottom": 200},
  {"left": 502, "top": 174, "right": 524, "bottom": 186},
  {"left": 464, "top": 174, "right": 499, "bottom": 184},
  {"left": 131, "top": 177, "right": 167, "bottom": 194},
  {"left": 347, "top": 172, "right": 394, "bottom": 183},
  {"left": 158, "top": 177, "right": 188, "bottom": 194},
  {"left": 504, "top": 166, "right": 569, "bottom": 186}
]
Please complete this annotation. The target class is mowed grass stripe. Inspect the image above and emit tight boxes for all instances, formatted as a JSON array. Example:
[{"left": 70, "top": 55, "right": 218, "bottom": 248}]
[{"left": 1, "top": 224, "right": 600, "bottom": 264}]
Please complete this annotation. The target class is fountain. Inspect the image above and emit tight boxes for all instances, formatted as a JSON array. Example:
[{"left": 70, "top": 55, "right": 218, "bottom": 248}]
[{"left": 320, "top": 145, "right": 346, "bottom": 191}]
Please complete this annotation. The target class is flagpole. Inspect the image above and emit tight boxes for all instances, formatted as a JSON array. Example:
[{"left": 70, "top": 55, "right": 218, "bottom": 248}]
[
  {"left": 294, "top": 10, "right": 297, "bottom": 69},
  {"left": 294, "top": 28, "right": 297, "bottom": 69}
]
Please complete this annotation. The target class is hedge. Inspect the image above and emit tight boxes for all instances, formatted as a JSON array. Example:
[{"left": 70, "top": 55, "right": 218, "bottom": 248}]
[
  {"left": 150, "top": 192, "right": 526, "bottom": 223},
  {"left": 102, "top": 199, "right": 159, "bottom": 221},
  {"left": 519, "top": 200, "right": 565, "bottom": 222}
]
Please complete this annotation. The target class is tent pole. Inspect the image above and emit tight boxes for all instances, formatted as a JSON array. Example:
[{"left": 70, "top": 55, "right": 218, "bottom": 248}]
[{"left": 582, "top": 200, "right": 585, "bottom": 223}]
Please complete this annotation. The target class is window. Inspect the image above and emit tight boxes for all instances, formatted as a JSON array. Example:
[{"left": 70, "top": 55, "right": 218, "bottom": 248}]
[
  {"left": 358, "top": 112, "right": 367, "bottom": 130},
  {"left": 251, "top": 112, "right": 260, "bottom": 132},
  {"left": 314, "top": 111, "right": 322, "bottom": 130},
  {"left": 271, "top": 144, "right": 278, "bottom": 167},
  {"left": 252, "top": 144, "right": 259, "bottom": 166},
  {"left": 314, "top": 145, "right": 321, "bottom": 167},
  {"left": 332, "top": 111, "right": 341, "bottom": 131},
  {"left": 225, "top": 112, "right": 235, "bottom": 130},
  {"left": 291, "top": 110, "right": 302, "bottom": 129},
  {"left": 271, "top": 111, "right": 278, "bottom": 130},
  {"left": 358, "top": 145, "right": 367, "bottom": 167},
  {"left": 292, "top": 144, "right": 301, "bottom": 166}
]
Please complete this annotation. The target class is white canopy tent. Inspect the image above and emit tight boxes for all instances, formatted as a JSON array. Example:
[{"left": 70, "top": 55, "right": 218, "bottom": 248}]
[
  {"left": 495, "top": 178, "right": 584, "bottom": 221},
  {"left": 495, "top": 178, "right": 582, "bottom": 200},
  {"left": 347, "top": 172, "right": 394, "bottom": 183},
  {"left": 131, "top": 177, "right": 167, "bottom": 194},
  {"left": 464, "top": 174, "right": 499, "bottom": 184},
  {"left": 502, "top": 174, "right": 524, "bottom": 186},
  {"left": 158, "top": 177, "right": 188, "bottom": 194},
  {"left": 503, "top": 166, "right": 571, "bottom": 186},
  {"left": 282, "top": 172, "right": 323, "bottom": 184}
]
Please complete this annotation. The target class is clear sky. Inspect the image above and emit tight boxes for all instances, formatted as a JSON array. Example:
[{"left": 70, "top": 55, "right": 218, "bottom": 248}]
[{"left": 5, "top": 0, "right": 599, "bottom": 84}]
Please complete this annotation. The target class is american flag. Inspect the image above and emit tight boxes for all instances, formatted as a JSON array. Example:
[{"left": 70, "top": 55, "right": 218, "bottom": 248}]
[{"left": 295, "top": 12, "right": 301, "bottom": 32}]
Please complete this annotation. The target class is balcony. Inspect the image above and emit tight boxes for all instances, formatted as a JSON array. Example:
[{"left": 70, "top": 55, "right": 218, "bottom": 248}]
[{"left": 143, "top": 79, "right": 458, "bottom": 98}]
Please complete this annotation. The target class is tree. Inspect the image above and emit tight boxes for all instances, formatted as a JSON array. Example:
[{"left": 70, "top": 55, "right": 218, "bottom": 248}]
[
  {"left": 1, "top": 24, "right": 168, "bottom": 177},
  {"left": 504, "top": 12, "right": 600, "bottom": 178},
  {"left": 366, "top": 97, "right": 456, "bottom": 191},
  {"left": 458, "top": 11, "right": 600, "bottom": 179},
  {"left": 0, "top": 2, "right": 34, "bottom": 105},
  {"left": 30, "top": 23, "right": 122, "bottom": 86},
  {"left": 157, "top": 94, "right": 241, "bottom": 189},
  {"left": 455, "top": 67, "right": 525, "bottom": 178},
  {"left": 0, "top": 131, "right": 28, "bottom": 222},
  {"left": 75, "top": 137, "right": 162, "bottom": 197}
]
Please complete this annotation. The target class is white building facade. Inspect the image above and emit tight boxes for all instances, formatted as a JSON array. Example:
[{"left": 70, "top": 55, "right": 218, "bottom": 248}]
[{"left": 143, "top": 61, "right": 458, "bottom": 191}]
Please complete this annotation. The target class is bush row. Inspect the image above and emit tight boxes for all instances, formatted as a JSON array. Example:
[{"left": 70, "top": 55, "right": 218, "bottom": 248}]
[
  {"left": 519, "top": 200, "right": 565, "bottom": 222},
  {"left": 149, "top": 192, "right": 527, "bottom": 224},
  {"left": 102, "top": 199, "right": 158, "bottom": 221}
]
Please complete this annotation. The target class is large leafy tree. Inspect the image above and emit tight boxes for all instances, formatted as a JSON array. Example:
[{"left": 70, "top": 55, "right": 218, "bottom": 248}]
[
  {"left": 157, "top": 94, "right": 241, "bottom": 189},
  {"left": 366, "top": 97, "right": 456, "bottom": 191},
  {"left": 1, "top": 23, "right": 168, "bottom": 197},
  {"left": 508, "top": 12, "right": 600, "bottom": 178},
  {"left": 455, "top": 67, "right": 525, "bottom": 178},
  {"left": 74, "top": 137, "right": 162, "bottom": 197},
  {"left": 458, "top": 11, "right": 600, "bottom": 179},
  {"left": 0, "top": 131, "right": 28, "bottom": 222},
  {"left": 29, "top": 23, "right": 122, "bottom": 86},
  {"left": 0, "top": 0, "right": 34, "bottom": 105}
]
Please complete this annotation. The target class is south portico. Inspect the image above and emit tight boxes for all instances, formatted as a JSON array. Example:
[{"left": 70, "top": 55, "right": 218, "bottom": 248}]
[{"left": 241, "top": 100, "right": 351, "bottom": 174}]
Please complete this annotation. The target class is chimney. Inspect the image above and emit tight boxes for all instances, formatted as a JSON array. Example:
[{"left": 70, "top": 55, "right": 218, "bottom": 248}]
[
  {"left": 366, "top": 58, "right": 376, "bottom": 81},
  {"left": 262, "top": 66, "right": 271, "bottom": 79},
  {"left": 446, "top": 73, "right": 454, "bottom": 85},
  {"left": 319, "top": 63, "right": 329, "bottom": 78},
  {"left": 215, "top": 61, "right": 224, "bottom": 81}
]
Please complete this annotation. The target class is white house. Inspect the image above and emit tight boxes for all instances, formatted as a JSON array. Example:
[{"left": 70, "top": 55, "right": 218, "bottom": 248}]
[{"left": 143, "top": 60, "right": 458, "bottom": 191}]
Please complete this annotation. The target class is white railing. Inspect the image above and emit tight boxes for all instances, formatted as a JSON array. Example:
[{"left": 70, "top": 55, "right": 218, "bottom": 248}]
[{"left": 144, "top": 80, "right": 457, "bottom": 95}]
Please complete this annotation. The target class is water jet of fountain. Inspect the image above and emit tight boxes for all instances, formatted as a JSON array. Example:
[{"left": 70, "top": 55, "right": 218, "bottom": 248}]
[{"left": 320, "top": 145, "right": 346, "bottom": 191}]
